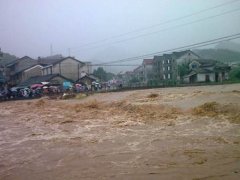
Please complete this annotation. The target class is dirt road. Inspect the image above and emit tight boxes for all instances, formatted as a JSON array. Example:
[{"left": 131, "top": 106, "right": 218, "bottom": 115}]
[{"left": 0, "top": 84, "right": 240, "bottom": 179}]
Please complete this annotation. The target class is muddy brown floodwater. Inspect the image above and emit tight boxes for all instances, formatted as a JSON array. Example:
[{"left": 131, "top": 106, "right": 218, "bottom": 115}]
[{"left": 0, "top": 84, "right": 240, "bottom": 180}]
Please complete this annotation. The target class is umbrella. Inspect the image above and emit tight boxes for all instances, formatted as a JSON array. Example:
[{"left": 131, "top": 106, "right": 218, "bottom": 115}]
[
  {"left": 31, "top": 84, "right": 44, "bottom": 89},
  {"left": 41, "top": 82, "right": 50, "bottom": 85},
  {"left": 75, "top": 84, "right": 82, "bottom": 87}
]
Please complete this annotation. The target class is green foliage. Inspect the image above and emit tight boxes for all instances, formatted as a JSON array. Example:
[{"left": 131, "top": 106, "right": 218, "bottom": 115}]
[
  {"left": 106, "top": 72, "right": 115, "bottom": 81},
  {"left": 93, "top": 67, "right": 107, "bottom": 81},
  {"left": 93, "top": 67, "right": 115, "bottom": 82},
  {"left": 229, "top": 67, "right": 240, "bottom": 81},
  {"left": 129, "top": 77, "right": 140, "bottom": 83},
  {"left": 147, "top": 80, "right": 156, "bottom": 86},
  {"left": 194, "top": 49, "right": 240, "bottom": 63},
  {"left": 178, "top": 63, "right": 190, "bottom": 78}
]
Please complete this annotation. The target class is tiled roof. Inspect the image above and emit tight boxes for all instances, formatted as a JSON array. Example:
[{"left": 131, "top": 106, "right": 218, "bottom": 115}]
[
  {"left": 133, "top": 66, "right": 142, "bottom": 72},
  {"left": 193, "top": 59, "right": 218, "bottom": 67},
  {"left": 142, "top": 59, "right": 153, "bottom": 65},
  {"left": 184, "top": 68, "right": 214, "bottom": 77},
  {"left": 125, "top": 71, "right": 133, "bottom": 75},
  {"left": 19, "top": 74, "right": 72, "bottom": 86},
  {"left": 38, "top": 56, "right": 84, "bottom": 66},
  {"left": 8, "top": 56, "right": 38, "bottom": 76},
  {"left": 172, "top": 50, "right": 200, "bottom": 59},
  {"left": 163, "top": 54, "right": 173, "bottom": 59},
  {"left": 78, "top": 74, "right": 97, "bottom": 82}
]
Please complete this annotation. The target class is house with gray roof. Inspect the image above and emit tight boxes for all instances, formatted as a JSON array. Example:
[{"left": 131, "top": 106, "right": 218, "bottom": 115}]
[
  {"left": 19, "top": 74, "right": 73, "bottom": 87},
  {"left": 0, "top": 53, "right": 92, "bottom": 86},
  {"left": 152, "top": 50, "right": 200, "bottom": 83},
  {"left": 183, "top": 59, "right": 231, "bottom": 83},
  {"left": 172, "top": 50, "right": 200, "bottom": 64},
  {"left": 4, "top": 56, "right": 38, "bottom": 85},
  {"left": 133, "top": 65, "right": 144, "bottom": 83},
  {"left": 39, "top": 56, "right": 91, "bottom": 82},
  {"left": 142, "top": 59, "right": 154, "bottom": 83}
]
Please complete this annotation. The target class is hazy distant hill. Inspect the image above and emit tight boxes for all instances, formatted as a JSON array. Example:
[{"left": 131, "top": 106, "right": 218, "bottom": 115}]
[
  {"left": 193, "top": 49, "right": 240, "bottom": 63},
  {"left": 215, "top": 41, "right": 240, "bottom": 52},
  {"left": 0, "top": 52, "right": 18, "bottom": 66}
]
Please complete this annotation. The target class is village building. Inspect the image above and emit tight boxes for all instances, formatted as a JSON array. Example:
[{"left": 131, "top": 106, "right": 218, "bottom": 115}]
[
  {"left": 142, "top": 59, "right": 154, "bottom": 83},
  {"left": 39, "top": 56, "right": 91, "bottom": 82},
  {"left": 153, "top": 50, "right": 200, "bottom": 83},
  {"left": 133, "top": 65, "right": 143, "bottom": 82},
  {"left": 122, "top": 71, "right": 134, "bottom": 86},
  {"left": 20, "top": 64, "right": 45, "bottom": 82},
  {"left": 0, "top": 53, "right": 93, "bottom": 87},
  {"left": 153, "top": 54, "right": 178, "bottom": 82},
  {"left": 172, "top": 50, "right": 200, "bottom": 64},
  {"left": 76, "top": 74, "right": 98, "bottom": 89},
  {"left": 183, "top": 59, "right": 231, "bottom": 83},
  {"left": 4, "top": 56, "right": 38, "bottom": 85},
  {"left": 19, "top": 74, "right": 73, "bottom": 87}
]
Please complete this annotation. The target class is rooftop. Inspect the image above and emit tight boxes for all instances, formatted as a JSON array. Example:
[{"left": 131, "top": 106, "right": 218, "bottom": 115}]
[
  {"left": 142, "top": 59, "right": 153, "bottom": 65},
  {"left": 19, "top": 74, "right": 72, "bottom": 86}
]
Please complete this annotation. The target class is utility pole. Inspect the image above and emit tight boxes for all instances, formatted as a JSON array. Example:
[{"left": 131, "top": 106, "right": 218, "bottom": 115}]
[
  {"left": 68, "top": 48, "right": 71, "bottom": 57},
  {"left": 0, "top": 48, "right": 3, "bottom": 60},
  {"left": 50, "top": 44, "right": 53, "bottom": 56}
]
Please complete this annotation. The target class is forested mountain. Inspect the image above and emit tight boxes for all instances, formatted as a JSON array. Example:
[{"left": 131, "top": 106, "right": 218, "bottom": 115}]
[
  {"left": 215, "top": 41, "right": 240, "bottom": 53},
  {"left": 193, "top": 49, "right": 240, "bottom": 63}
]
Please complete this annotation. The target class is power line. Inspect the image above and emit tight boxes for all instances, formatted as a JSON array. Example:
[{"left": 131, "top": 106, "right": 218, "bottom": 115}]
[
  {"left": 92, "top": 33, "right": 240, "bottom": 66},
  {"left": 56, "top": 0, "right": 240, "bottom": 53},
  {"left": 72, "top": 7, "right": 240, "bottom": 54},
  {"left": 91, "top": 64, "right": 139, "bottom": 67}
]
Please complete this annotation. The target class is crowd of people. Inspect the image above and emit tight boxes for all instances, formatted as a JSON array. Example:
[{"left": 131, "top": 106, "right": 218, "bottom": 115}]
[
  {"left": 0, "top": 80, "right": 123, "bottom": 101},
  {"left": 0, "top": 83, "right": 62, "bottom": 101}
]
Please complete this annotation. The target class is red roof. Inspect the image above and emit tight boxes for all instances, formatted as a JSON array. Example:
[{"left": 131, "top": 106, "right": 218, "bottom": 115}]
[
  {"left": 133, "top": 66, "right": 142, "bottom": 72},
  {"left": 143, "top": 59, "right": 153, "bottom": 65}
]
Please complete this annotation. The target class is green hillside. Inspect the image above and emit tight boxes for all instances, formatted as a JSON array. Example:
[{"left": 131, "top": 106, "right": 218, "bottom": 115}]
[{"left": 193, "top": 49, "right": 240, "bottom": 64}]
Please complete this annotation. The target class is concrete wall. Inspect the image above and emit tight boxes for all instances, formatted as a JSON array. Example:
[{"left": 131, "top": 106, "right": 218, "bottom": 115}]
[
  {"left": 143, "top": 64, "right": 153, "bottom": 82},
  {"left": 197, "top": 73, "right": 215, "bottom": 82},
  {"left": 82, "top": 62, "right": 92, "bottom": 74},
  {"left": 58, "top": 58, "right": 80, "bottom": 81},
  {"left": 42, "top": 66, "right": 52, "bottom": 76},
  {"left": 183, "top": 76, "right": 190, "bottom": 83},
  {"left": 41, "top": 58, "right": 92, "bottom": 82},
  {"left": 47, "top": 58, "right": 85, "bottom": 81},
  {"left": 22, "top": 65, "right": 43, "bottom": 82}
]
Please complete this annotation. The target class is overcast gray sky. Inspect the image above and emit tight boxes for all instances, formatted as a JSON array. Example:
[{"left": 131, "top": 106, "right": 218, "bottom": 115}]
[{"left": 1, "top": 0, "right": 240, "bottom": 71}]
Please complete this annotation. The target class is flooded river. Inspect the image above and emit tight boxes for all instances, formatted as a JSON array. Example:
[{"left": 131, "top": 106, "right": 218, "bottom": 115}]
[{"left": 0, "top": 84, "right": 240, "bottom": 179}]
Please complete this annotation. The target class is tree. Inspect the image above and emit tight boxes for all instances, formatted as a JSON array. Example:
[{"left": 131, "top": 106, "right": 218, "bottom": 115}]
[
  {"left": 93, "top": 67, "right": 107, "bottom": 81},
  {"left": 93, "top": 67, "right": 115, "bottom": 82},
  {"left": 106, "top": 72, "right": 115, "bottom": 81},
  {"left": 129, "top": 77, "right": 140, "bottom": 83},
  {"left": 229, "top": 66, "right": 240, "bottom": 81},
  {"left": 178, "top": 63, "right": 190, "bottom": 78}
]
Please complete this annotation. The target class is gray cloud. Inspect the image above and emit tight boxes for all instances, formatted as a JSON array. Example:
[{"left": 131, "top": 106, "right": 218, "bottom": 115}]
[{"left": 0, "top": 0, "right": 240, "bottom": 70}]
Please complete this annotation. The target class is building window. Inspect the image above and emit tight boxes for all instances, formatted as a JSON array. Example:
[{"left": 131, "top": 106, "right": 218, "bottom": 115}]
[
  {"left": 168, "top": 73, "right": 171, "bottom": 79},
  {"left": 191, "top": 63, "right": 198, "bottom": 69},
  {"left": 168, "top": 59, "right": 170, "bottom": 64},
  {"left": 168, "top": 66, "right": 170, "bottom": 70},
  {"left": 163, "top": 74, "right": 166, "bottom": 80},
  {"left": 163, "top": 67, "right": 165, "bottom": 71},
  {"left": 163, "top": 60, "right": 165, "bottom": 64}
]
